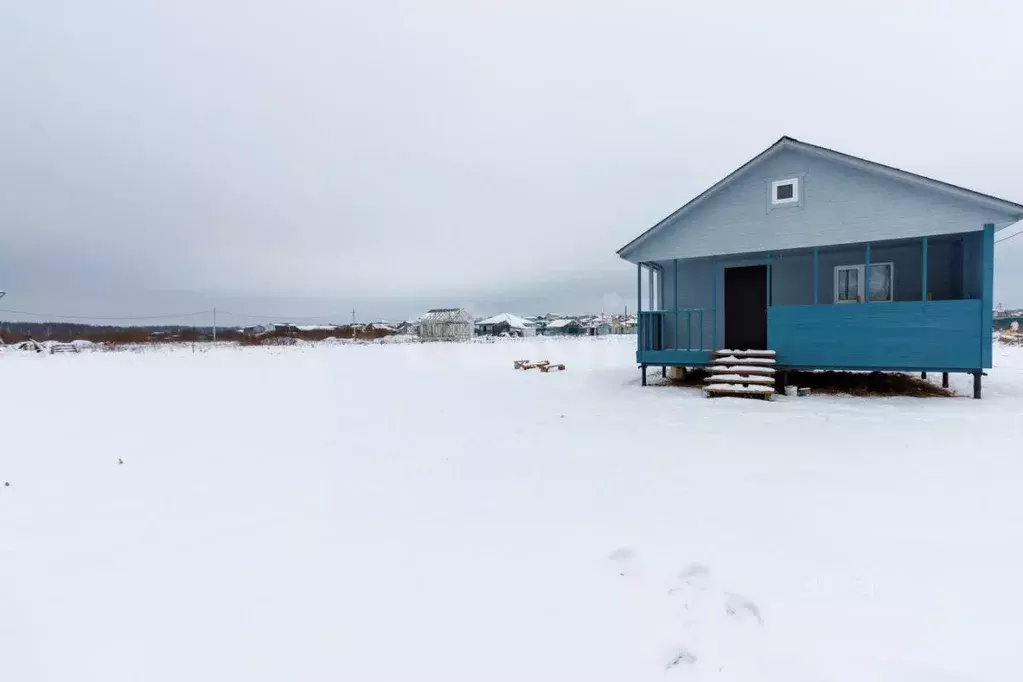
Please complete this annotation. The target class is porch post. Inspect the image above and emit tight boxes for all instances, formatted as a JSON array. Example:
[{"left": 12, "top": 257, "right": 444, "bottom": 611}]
[
  {"left": 673, "top": 259, "right": 679, "bottom": 351},
  {"left": 812, "top": 247, "right": 819, "bottom": 304},
  {"left": 636, "top": 263, "right": 642, "bottom": 312},
  {"left": 864, "top": 243, "right": 871, "bottom": 304},
  {"left": 648, "top": 265, "right": 654, "bottom": 310},
  {"left": 982, "top": 223, "right": 995, "bottom": 371},
  {"left": 711, "top": 258, "right": 717, "bottom": 349},
  {"left": 921, "top": 237, "right": 929, "bottom": 301},
  {"left": 766, "top": 253, "right": 772, "bottom": 307}
]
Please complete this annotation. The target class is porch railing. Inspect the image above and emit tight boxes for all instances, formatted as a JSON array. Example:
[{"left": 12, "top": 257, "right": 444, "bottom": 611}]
[{"left": 638, "top": 309, "right": 707, "bottom": 351}]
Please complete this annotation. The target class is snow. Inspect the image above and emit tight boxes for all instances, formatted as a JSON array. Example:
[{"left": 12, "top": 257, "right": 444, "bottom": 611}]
[
  {"left": 477, "top": 312, "right": 533, "bottom": 329},
  {"left": 545, "top": 318, "right": 576, "bottom": 328},
  {"left": 3, "top": 336, "right": 1023, "bottom": 682},
  {"left": 713, "top": 355, "right": 776, "bottom": 365}
]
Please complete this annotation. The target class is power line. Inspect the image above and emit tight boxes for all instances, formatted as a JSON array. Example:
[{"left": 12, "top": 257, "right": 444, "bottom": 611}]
[
  {"left": 215, "top": 310, "right": 348, "bottom": 321},
  {"left": 0, "top": 307, "right": 213, "bottom": 321},
  {"left": 0, "top": 307, "right": 364, "bottom": 324},
  {"left": 995, "top": 229, "right": 1023, "bottom": 244}
]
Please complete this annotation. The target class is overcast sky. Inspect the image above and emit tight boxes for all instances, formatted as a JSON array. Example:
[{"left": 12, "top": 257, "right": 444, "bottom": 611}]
[{"left": 2, "top": 0, "right": 1022, "bottom": 324}]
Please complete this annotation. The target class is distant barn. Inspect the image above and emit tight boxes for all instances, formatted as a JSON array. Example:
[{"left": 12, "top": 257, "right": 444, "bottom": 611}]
[
  {"left": 476, "top": 313, "right": 536, "bottom": 337},
  {"left": 417, "top": 308, "right": 474, "bottom": 342}
]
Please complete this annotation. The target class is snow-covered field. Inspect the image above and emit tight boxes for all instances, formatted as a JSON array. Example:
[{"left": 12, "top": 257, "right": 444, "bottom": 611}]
[{"left": 3, "top": 336, "right": 1022, "bottom": 681}]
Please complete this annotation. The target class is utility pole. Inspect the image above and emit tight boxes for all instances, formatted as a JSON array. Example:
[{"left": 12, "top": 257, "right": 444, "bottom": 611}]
[
  {"left": 213, "top": 308, "right": 217, "bottom": 342},
  {"left": 351, "top": 309, "right": 356, "bottom": 325}
]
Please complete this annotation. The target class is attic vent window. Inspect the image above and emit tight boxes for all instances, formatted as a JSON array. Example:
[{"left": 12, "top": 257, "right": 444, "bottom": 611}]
[{"left": 771, "top": 178, "right": 799, "bottom": 205}]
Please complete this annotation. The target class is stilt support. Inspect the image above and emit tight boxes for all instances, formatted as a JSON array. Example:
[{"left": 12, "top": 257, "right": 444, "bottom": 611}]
[
  {"left": 661, "top": 366, "right": 667, "bottom": 378},
  {"left": 641, "top": 365, "right": 647, "bottom": 387},
  {"left": 775, "top": 370, "right": 788, "bottom": 393},
  {"left": 942, "top": 372, "right": 949, "bottom": 389},
  {"left": 973, "top": 371, "right": 982, "bottom": 399},
  {"left": 921, "top": 371, "right": 927, "bottom": 380}
]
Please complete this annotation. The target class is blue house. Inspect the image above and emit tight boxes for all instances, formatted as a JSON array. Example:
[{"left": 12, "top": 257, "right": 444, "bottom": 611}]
[{"left": 617, "top": 137, "right": 1023, "bottom": 398}]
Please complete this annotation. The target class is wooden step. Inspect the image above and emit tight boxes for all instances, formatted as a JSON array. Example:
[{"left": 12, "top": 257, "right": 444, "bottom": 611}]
[
  {"left": 713, "top": 349, "right": 776, "bottom": 358},
  {"left": 704, "top": 374, "right": 774, "bottom": 385},
  {"left": 711, "top": 365, "right": 776, "bottom": 375},
  {"left": 711, "top": 356, "right": 776, "bottom": 365}
]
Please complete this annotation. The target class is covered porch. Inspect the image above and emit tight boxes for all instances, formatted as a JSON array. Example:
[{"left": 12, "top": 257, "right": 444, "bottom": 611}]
[{"left": 637, "top": 224, "right": 994, "bottom": 390}]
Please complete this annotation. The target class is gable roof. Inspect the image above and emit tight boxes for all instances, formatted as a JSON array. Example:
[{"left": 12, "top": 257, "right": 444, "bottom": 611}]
[
  {"left": 617, "top": 136, "right": 1023, "bottom": 258},
  {"left": 419, "top": 308, "right": 471, "bottom": 323},
  {"left": 477, "top": 313, "right": 533, "bottom": 328}
]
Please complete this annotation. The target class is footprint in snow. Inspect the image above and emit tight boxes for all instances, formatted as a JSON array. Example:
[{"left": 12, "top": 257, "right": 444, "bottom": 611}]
[
  {"left": 724, "top": 593, "right": 763, "bottom": 624},
  {"left": 607, "top": 546, "right": 637, "bottom": 576},
  {"left": 665, "top": 646, "right": 697, "bottom": 670}
]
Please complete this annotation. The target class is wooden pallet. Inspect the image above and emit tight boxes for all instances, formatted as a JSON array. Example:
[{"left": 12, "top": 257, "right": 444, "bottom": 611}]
[
  {"left": 711, "top": 365, "right": 776, "bottom": 376},
  {"left": 703, "top": 374, "right": 774, "bottom": 385},
  {"left": 711, "top": 355, "right": 776, "bottom": 365},
  {"left": 713, "top": 349, "right": 776, "bottom": 358},
  {"left": 704, "top": 383, "right": 775, "bottom": 400}
]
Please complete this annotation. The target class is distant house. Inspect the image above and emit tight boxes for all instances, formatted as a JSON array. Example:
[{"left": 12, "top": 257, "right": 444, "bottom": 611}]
[
  {"left": 476, "top": 313, "right": 536, "bottom": 337},
  {"left": 611, "top": 316, "right": 638, "bottom": 334},
  {"left": 243, "top": 324, "right": 271, "bottom": 336},
  {"left": 617, "top": 135, "right": 1023, "bottom": 398},
  {"left": 418, "top": 308, "right": 474, "bottom": 341},
  {"left": 583, "top": 320, "right": 611, "bottom": 336},
  {"left": 395, "top": 320, "right": 417, "bottom": 335},
  {"left": 543, "top": 318, "right": 585, "bottom": 336}
]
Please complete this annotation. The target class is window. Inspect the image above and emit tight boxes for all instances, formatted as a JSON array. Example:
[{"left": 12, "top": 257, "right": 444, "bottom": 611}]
[
  {"left": 771, "top": 178, "right": 799, "bottom": 205},
  {"left": 833, "top": 263, "right": 894, "bottom": 303},
  {"left": 836, "top": 266, "right": 859, "bottom": 303}
]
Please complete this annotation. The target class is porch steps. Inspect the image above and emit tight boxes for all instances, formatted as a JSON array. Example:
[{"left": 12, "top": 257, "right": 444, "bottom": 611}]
[{"left": 704, "top": 349, "right": 777, "bottom": 401}]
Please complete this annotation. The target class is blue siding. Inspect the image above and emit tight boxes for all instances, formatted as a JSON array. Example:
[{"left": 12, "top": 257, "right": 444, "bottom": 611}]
[
  {"left": 767, "top": 300, "right": 984, "bottom": 370},
  {"left": 622, "top": 146, "right": 1020, "bottom": 263},
  {"left": 637, "top": 350, "right": 712, "bottom": 366}
]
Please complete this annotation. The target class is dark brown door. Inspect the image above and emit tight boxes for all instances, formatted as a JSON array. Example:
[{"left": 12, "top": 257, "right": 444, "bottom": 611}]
[{"left": 724, "top": 265, "right": 768, "bottom": 350}]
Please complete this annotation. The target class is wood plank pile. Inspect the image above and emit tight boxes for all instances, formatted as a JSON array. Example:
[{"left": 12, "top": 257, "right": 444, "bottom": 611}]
[
  {"left": 704, "top": 349, "right": 776, "bottom": 400},
  {"left": 513, "top": 360, "right": 566, "bottom": 372}
]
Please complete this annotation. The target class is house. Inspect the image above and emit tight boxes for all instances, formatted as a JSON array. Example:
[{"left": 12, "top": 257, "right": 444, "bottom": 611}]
[
  {"left": 417, "top": 308, "right": 474, "bottom": 341},
  {"left": 616, "top": 136, "right": 1023, "bottom": 398},
  {"left": 611, "top": 316, "right": 638, "bottom": 335},
  {"left": 581, "top": 317, "right": 611, "bottom": 336},
  {"left": 242, "top": 324, "right": 272, "bottom": 336},
  {"left": 476, "top": 313, "right": 536, "bottom": 337},
  {"left": 543, "top": 318, "right": 585, "bottom": 336}
]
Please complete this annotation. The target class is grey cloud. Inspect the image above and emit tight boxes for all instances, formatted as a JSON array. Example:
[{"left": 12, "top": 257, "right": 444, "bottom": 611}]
[{"left": 1, "top": 1, "right": 1022, "bottom": 322}]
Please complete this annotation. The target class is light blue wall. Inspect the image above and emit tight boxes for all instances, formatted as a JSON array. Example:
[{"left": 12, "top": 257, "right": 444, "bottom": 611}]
[{"left": 623, "top": 146, "right": 1020, "bottom": 263}]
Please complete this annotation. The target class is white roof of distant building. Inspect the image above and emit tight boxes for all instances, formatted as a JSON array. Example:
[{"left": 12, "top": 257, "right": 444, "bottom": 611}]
[{"left": 477, "top": 313, "right": 533, "bottom": 329}]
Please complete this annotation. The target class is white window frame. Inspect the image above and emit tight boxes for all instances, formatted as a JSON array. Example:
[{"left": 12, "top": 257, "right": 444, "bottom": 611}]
[
  {"left": 771, "top": 178, "right": 799, "bottom": 205},
  {"left": 833, "top": 262, "right": 895, "bottom": 303}
]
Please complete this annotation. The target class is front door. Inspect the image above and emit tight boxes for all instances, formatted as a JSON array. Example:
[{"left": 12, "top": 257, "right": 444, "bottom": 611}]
[{"left": 724, "top": 265, "right": 768, "bottom": 350}]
